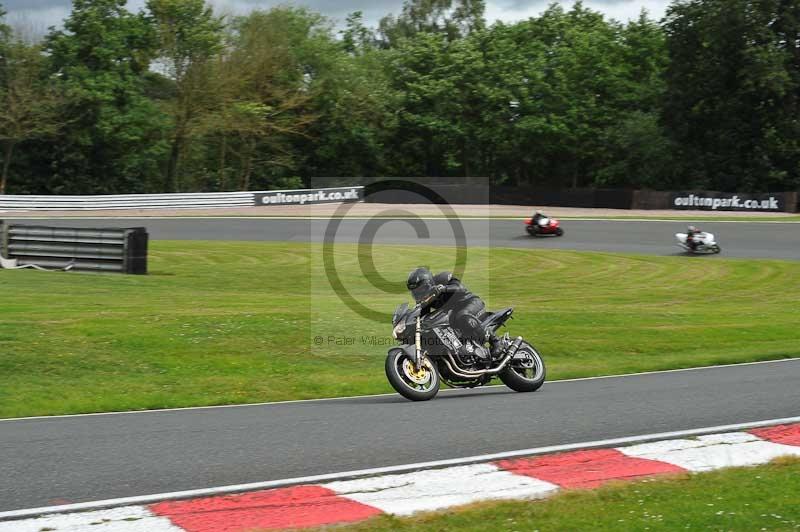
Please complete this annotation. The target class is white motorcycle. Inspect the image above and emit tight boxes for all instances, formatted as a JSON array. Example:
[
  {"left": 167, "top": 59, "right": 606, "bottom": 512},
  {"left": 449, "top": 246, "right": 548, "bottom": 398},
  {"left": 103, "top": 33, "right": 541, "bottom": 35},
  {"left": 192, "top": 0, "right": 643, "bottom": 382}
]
[{"left": 675, "top": 232, "right": 721, "bottom": 254}]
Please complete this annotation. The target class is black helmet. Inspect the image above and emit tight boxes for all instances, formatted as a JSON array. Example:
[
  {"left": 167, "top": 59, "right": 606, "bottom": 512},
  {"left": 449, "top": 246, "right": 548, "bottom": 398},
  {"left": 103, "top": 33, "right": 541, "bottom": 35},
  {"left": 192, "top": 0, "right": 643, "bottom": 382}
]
[{"left": 407, "top": 267, "right": 434, "bottom": 303}]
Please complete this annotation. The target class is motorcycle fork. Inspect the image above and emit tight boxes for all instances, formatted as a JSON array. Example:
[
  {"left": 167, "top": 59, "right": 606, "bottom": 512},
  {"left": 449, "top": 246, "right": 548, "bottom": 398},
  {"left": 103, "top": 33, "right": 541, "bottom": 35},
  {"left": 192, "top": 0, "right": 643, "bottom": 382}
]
[{"left": 414, "top": 315, "right": 422, "bottom": 369}]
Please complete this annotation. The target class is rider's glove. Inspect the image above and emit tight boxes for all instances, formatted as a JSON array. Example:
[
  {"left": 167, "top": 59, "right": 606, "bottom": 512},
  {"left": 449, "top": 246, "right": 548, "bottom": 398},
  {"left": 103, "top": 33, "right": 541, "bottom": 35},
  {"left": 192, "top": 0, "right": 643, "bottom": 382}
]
[{"left": 434, "top": 284, "right": 446, "bottom": 295}]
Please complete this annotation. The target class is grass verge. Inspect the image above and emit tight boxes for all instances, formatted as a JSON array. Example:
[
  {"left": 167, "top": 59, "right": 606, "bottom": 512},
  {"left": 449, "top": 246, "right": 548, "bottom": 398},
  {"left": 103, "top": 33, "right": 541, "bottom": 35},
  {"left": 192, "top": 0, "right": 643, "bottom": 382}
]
[
  {"left": 1, "top": 241, "right": 799, "bottom": 418},
  {"left": 319, "top": 457, "right": 800, "bottom": 532}
]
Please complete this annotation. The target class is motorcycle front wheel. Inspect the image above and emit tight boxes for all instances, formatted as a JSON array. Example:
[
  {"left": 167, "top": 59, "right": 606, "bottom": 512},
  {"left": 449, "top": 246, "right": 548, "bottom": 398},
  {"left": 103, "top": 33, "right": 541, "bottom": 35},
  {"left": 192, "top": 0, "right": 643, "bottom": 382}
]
[
  {"left": 385, "top": 350, "right": 440, "bottom": 401},
  {"left": 499, "top": 341, "right": 546, "bottom": 392}
]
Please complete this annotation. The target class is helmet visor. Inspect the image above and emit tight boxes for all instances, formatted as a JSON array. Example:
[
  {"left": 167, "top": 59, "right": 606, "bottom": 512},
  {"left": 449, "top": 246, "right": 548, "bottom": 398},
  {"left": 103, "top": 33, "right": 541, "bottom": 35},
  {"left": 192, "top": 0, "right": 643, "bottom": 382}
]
[{"left": 411, "top": 283, "right": 434, "bottom": 303}]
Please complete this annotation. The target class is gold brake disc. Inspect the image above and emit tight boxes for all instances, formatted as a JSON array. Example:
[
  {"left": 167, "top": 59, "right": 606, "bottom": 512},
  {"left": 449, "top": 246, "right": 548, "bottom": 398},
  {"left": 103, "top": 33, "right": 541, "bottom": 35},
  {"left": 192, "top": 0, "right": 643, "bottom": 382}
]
[{"left": 402, "top": 358, "right": 431, "bottom": 385}]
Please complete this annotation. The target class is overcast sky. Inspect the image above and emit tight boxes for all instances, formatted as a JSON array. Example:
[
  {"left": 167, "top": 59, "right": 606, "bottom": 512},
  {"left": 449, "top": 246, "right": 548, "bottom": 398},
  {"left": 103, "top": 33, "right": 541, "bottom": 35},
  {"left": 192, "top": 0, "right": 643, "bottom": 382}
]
[{"left": 2, "top": 1, "right": 672, "bottom": 35}]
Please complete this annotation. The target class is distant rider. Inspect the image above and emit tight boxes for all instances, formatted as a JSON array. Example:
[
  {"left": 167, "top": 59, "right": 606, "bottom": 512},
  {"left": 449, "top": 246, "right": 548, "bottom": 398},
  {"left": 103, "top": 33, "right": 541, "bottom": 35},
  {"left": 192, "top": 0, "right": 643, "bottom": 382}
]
[
  {"left": 686, "top": 225, "right": 701, "bottom": 250},
  {"left": 532, "top": 210, "right": 547, "bottom": 226},
  {"left": 406, "top": 267, "right": 493, "bottom": 357}
]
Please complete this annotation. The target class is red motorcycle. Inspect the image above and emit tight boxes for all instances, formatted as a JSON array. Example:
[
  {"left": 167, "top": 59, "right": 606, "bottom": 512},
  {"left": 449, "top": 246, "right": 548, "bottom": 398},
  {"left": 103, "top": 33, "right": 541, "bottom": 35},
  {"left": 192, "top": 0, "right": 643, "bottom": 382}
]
[{"left": 525, "top": 215, "right": 564, "bottom": 237}]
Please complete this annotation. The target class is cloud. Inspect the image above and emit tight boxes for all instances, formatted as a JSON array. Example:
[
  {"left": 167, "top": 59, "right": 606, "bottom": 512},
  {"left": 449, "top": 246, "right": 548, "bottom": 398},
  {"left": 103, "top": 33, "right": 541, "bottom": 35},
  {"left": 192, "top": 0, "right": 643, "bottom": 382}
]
[
  {"left": 207, "top": 0, "right": 670, "bottom": 26},
  {"left": 1, "top": 0, "right": 671, "bottom": 34},
  {"left": 2, "top": 0, "right": 71, "bottom": 8},
  {"left": 485, "top": 0, "right": 669, "bottom": 23},
  {"left": 0, "top": 0, "right": 398, "bottom": 32},
  {"left": 195, "top": 0, "right": 402, "bottom": 27},
  {"left": 3, "top": 6, "right": 70, "bottom": 35}
]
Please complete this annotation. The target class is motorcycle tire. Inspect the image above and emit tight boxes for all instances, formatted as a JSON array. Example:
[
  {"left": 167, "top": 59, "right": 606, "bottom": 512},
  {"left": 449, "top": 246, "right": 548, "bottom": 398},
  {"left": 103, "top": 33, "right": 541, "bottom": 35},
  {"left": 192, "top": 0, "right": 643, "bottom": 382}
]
[
  {"left": 555, "top": 228, "right": 564, "bottom": 237},
  {"left": 385, "top": 350, "right": 440, "bottom": 401},
  {"left": 499, "top": 342, "right": 546, "bottom": 393},
  {"left": 713, "top": 245, "right": 721, "bottom": 254}
]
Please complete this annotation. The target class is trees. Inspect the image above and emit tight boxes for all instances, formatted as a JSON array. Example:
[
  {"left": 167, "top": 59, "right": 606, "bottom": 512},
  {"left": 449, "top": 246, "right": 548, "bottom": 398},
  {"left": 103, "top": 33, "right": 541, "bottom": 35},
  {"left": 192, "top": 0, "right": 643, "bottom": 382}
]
[
  {"left": 383, "top": 32, "right": 461, "bottom": 177},
  {"left": 341, "top": 11, "right": 377, "bottom": 54},
  {"left": 378, "top": 0, "right": 485, "bottom": 47},
  {"left": 303, "top": 29, "right": 397, "bottom": 180},
  {"left": 0, "top": 40, "right": 61, "bottom": 194},
  {"left": 529, "top": 4, "right": 632, "bottom": 188},
  {"left": 594, "top": 10, "right": 674, "bottom": 188},
  {"left": 663, "top": 0, "right": 800, "bottom": 191},
  {"left": 210, "top": 8, "right": 321, "bottom": 190},
  {"left": 373, "top": 3, "right": 676, "bottom": 187},
  {"left": 619, "top": 11, "right": 668, "bottom": 111},
  {"left": 0, "top": 4, "right": 8, "bottom": 47},
  {"left": 146, "top": 0, "right": 224, "bottom": 192},
  {"left": 383, "top": 28, "right": 513, "bottom": 180},
  {"left": 2, "top": 0, "right": 799, "bottom": 194},
  {"left": 45, "top": 0, "right": 165, "bottom": 194},
  {"left": 595, "top": 111, "right": 677, "bottom": 189}
]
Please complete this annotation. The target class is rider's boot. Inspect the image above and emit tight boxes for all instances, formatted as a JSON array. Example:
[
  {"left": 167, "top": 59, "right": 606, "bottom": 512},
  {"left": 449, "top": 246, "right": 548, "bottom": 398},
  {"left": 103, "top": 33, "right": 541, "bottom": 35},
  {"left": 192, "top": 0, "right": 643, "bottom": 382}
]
[{"left": 490, "top": 334, "right": 510, "bottom": 359}]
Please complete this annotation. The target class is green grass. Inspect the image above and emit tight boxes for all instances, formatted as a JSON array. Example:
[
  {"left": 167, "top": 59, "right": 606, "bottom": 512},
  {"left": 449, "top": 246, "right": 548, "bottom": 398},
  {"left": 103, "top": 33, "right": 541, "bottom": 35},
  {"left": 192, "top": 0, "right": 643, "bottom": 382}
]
[
  {"left": 1, "top": 241, "right": 799, "bottom": 418},
  {"left": 321, "top": 457, "right": 800, "bottom": 532}
]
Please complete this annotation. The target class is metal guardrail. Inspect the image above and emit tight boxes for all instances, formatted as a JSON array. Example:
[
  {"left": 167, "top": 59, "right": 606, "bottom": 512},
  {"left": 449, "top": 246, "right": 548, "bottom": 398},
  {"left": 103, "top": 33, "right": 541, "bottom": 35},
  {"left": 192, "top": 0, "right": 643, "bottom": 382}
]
[
  {"left": 0, "top": 192, "right": 255, "bottom": 210},
  {"left": 0, "top": 187, "right": 364, "bottom": 211},
  {"left": 1, "top": 223, "right": 148, "bottom": 274}
]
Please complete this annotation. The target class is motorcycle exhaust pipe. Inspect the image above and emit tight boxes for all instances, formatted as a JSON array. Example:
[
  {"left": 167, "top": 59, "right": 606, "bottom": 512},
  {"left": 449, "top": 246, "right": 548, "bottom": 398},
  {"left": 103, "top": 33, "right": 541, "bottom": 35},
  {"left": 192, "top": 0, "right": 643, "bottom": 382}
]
[{"left": 442, "top": 337, "right": 524, "bottom": 379}]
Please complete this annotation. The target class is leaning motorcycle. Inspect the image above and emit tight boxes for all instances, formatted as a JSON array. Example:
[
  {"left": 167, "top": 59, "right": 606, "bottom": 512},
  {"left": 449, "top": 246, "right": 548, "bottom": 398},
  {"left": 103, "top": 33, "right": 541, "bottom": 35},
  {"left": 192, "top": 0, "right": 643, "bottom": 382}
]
[
  {"left": 525, "top": 216, "right": 564, "bottom": 237},
  {"left": 675, "top": 231, "right": 721, "bottom": 254},
  {"left": 385, "top": 301, "right": 546, "bottom": 401}
]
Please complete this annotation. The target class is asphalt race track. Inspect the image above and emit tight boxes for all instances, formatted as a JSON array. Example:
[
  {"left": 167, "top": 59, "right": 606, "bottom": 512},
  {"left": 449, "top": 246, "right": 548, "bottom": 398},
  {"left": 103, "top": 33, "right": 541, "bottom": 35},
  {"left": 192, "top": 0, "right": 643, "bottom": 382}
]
[
  {"left": 1, "top": 359, "right": 799, "bottom": 511},
  {"left": 6, "top": 217, "right": 800, "bottom": 259}
]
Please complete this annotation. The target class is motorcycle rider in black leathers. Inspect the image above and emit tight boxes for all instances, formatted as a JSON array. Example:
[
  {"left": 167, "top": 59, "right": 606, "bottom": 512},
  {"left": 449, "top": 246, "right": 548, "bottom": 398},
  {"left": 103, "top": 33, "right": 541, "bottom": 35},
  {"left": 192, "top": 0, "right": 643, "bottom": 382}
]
[
  {"left": 686, "top": 225, "right": 701, "bottom": 251},
  {"left": 406, "top": 267, "right": 494, "bottom": 359}
]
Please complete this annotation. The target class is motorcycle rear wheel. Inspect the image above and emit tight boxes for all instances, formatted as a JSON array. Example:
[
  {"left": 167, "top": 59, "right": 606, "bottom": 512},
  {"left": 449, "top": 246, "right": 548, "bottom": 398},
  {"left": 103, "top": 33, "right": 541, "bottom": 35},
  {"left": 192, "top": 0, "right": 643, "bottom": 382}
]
[
  {"left": 385, "top": 350, "right": 440, "bottom": 401},
  {"left": 499, "top": 342, "right": 546, "bottom": 392}
]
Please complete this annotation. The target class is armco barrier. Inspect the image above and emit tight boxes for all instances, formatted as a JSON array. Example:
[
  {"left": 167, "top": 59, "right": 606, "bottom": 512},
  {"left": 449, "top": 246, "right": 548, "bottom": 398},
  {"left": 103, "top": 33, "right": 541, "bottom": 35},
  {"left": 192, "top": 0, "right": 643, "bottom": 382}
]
[
  {"left": 0, "top": 222, "right": 148, "bottom": 274},
  {"left": 0, "top": 185, "right": 795, "bottom": 212},
  {"left": 0, "top": 187, "right": 364, "bottom": 211},
  {"left": 0, "top": 192, "right": 254, "bottom": 210}
]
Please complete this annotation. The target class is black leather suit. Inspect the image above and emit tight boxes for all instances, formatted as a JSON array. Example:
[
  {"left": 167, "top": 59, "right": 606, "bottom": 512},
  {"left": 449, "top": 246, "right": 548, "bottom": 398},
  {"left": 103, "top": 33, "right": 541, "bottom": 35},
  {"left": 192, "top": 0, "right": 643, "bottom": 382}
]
[
  {"left": 687, "top": 229, "right": 701, "bottom": 250},
  {"left": 420, "top": 272, "right": 486, "bottom": 343}
]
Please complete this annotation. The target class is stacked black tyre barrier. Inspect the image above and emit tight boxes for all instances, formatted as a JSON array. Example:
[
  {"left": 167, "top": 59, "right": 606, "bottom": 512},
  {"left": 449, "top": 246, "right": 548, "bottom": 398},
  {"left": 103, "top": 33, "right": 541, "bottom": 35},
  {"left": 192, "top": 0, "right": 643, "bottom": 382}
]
[{"left": 0, "top": 222, "right": 148, "bottom": 274}]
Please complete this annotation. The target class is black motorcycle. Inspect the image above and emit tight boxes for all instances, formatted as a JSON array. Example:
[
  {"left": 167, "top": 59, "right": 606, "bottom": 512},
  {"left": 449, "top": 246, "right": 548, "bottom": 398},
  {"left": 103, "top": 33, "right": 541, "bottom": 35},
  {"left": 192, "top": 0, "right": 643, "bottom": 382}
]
[{"left": 386, "top": 301, "right": 546, "bottom": 401}]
